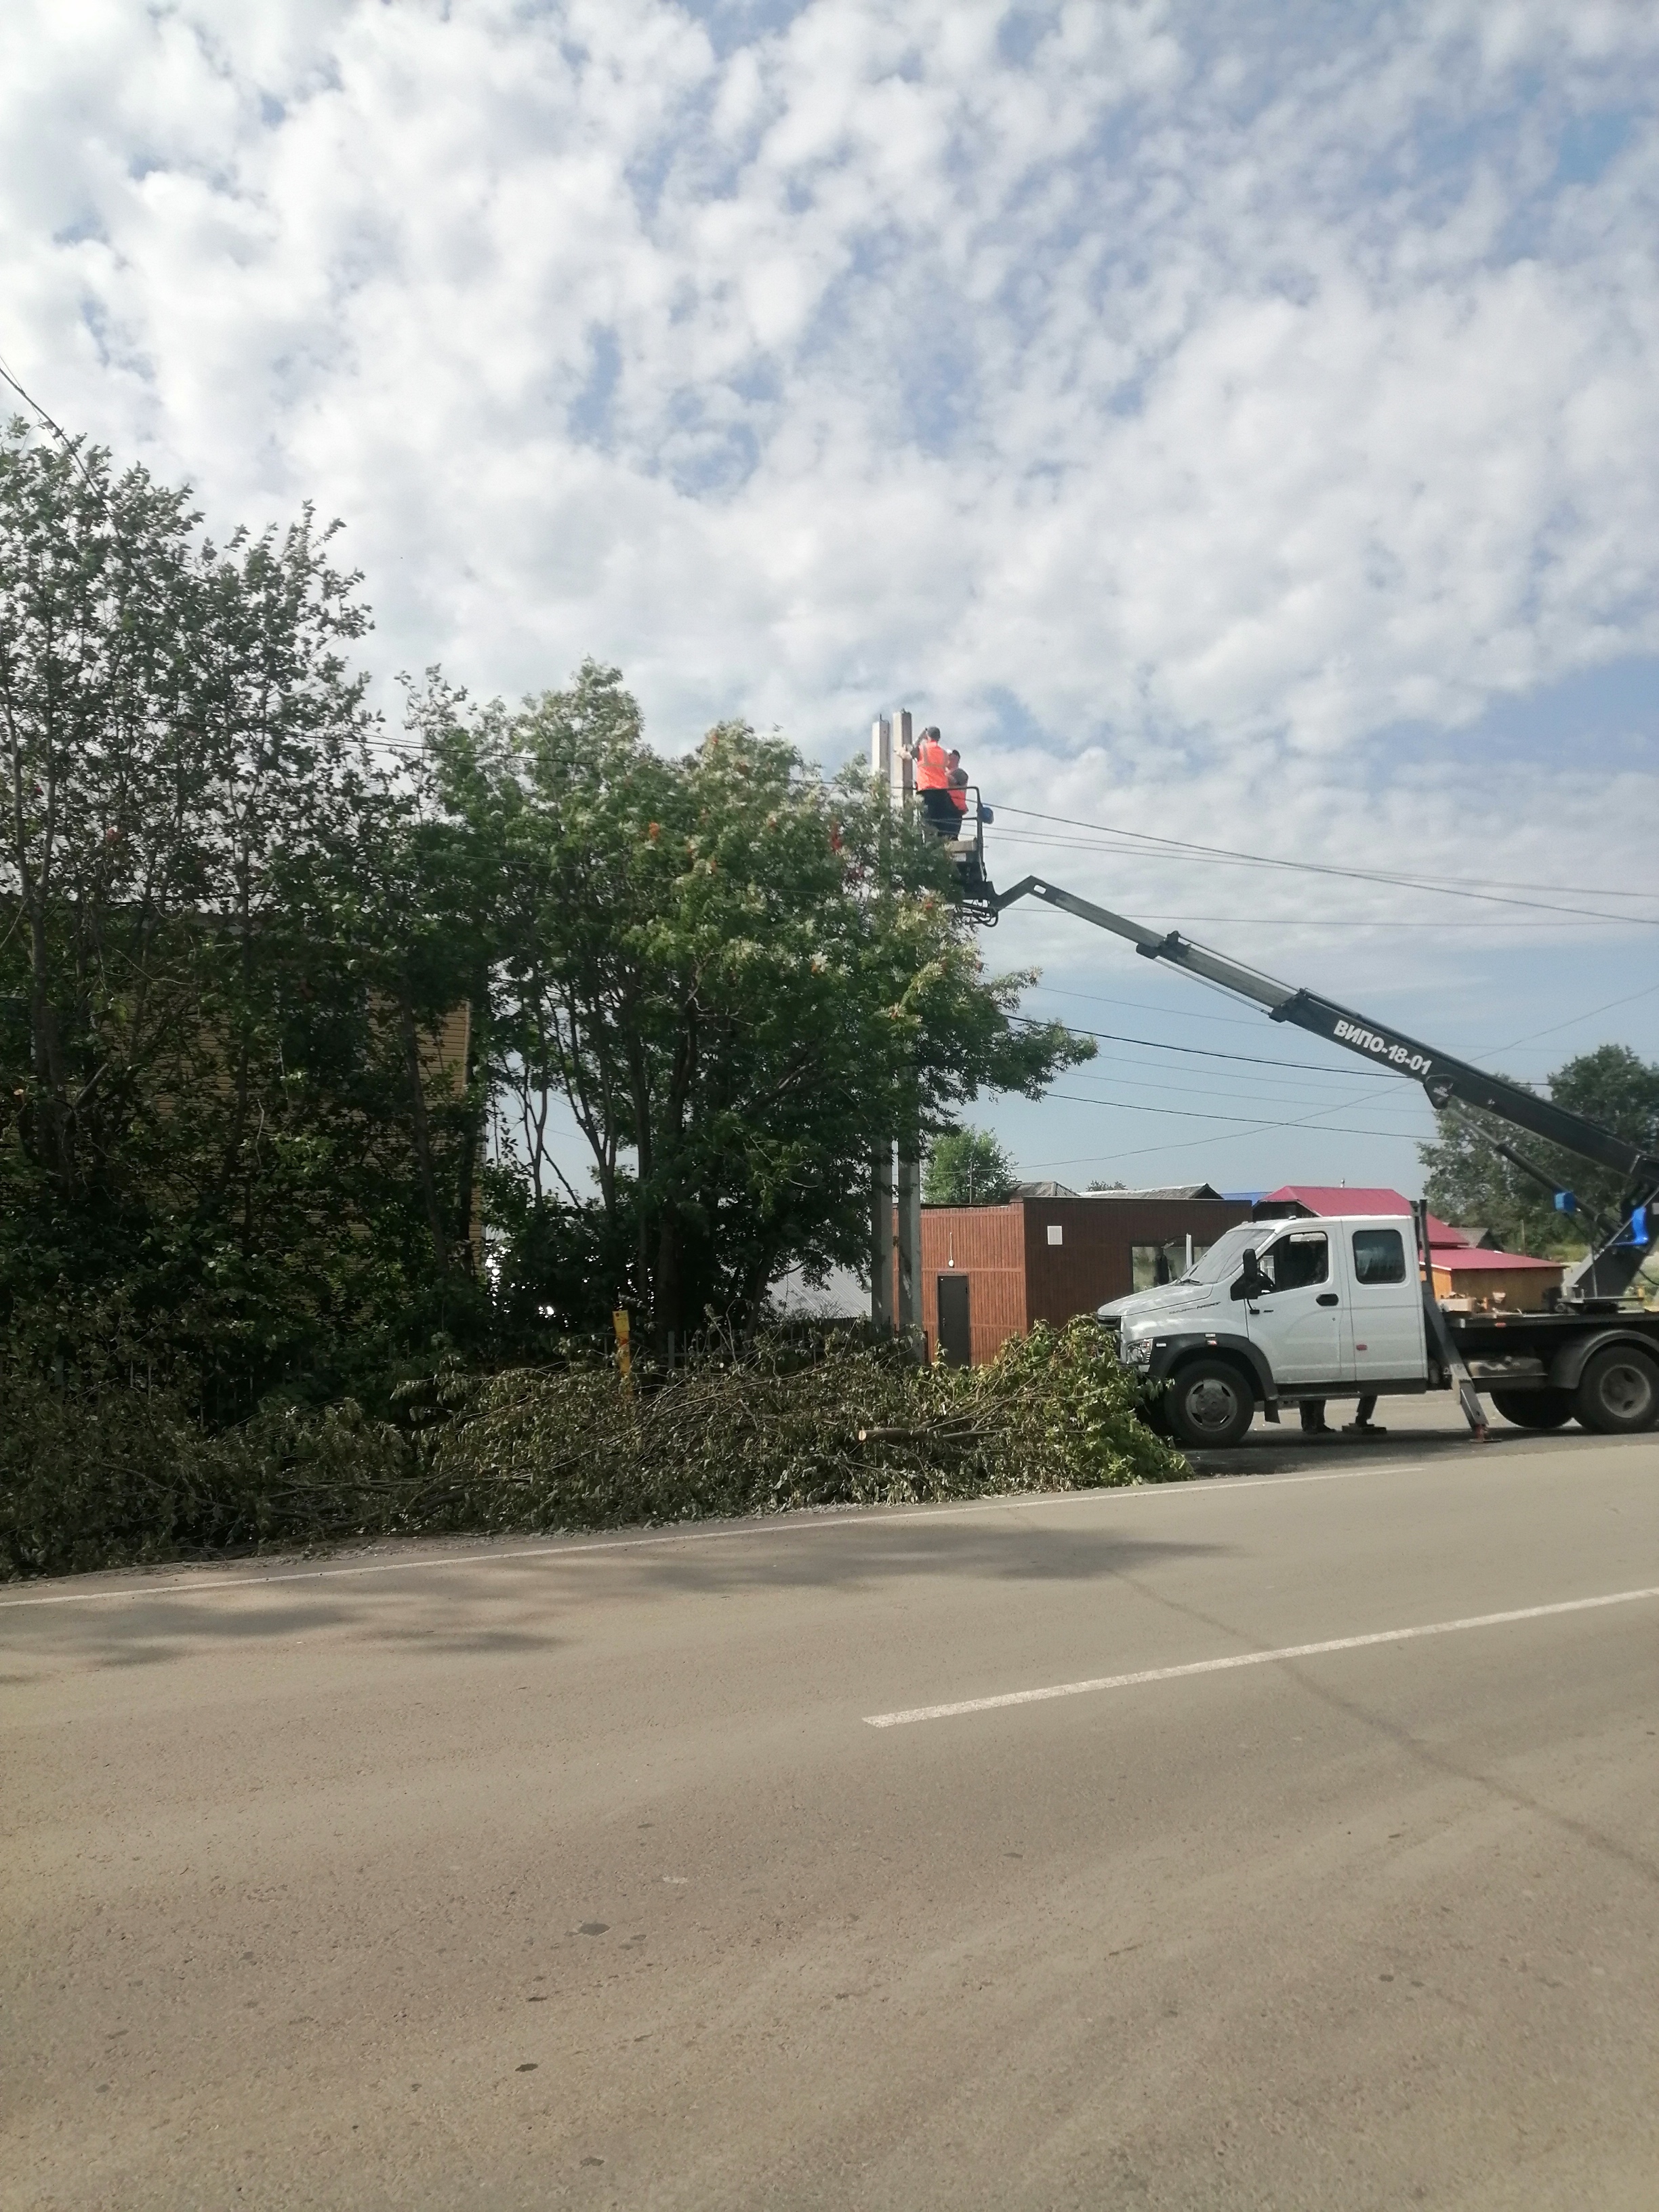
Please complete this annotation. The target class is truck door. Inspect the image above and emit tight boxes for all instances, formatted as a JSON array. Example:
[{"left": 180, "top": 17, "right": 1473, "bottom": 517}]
[
  {"left": 1245, "top": 1227, "right": 1352, "bottom": 1387},
  {"left": 1345, "top": 1223, "right": 1424, "bottom": 1385}
]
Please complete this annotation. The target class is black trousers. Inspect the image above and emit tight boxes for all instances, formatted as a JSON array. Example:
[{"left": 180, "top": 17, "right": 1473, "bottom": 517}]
[{"left": 1300, "top": 1395, "right": 1378, "bottom": 1431}]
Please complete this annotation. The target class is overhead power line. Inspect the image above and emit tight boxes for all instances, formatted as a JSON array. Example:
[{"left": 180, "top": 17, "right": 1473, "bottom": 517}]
[
  {"left": 1491, "top": 977, "right": 1659, "bottom": 1054},
  {"left": 1040, "top": 1088, "right": 1430, "bottom": 1134},
  {"left": 0, "top": 356, "right": 100, "bottom": 493},
  {"left": 1009, "top": 1010, "right": 1399, "bottom": 1078},
  {"left": 995, "top": 806, "right": 1659, "bottom": 924}
]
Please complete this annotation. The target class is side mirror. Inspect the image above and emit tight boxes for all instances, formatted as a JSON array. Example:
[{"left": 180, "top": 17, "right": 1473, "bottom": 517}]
[{"left": 1231, "top": 1248, "right": 1267, "bottom": 1301}]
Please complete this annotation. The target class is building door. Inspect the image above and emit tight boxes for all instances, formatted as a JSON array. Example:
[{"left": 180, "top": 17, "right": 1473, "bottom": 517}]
[{"left": 937, "top": 1275, "right": 972, "bottom": 1366}]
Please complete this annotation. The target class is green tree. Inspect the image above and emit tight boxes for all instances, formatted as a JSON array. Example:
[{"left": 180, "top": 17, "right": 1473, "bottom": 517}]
[
  {"left": 0, "top": 424, "right": 476, "bottom": 1409},
  {"left": 1, "top": 418, "right": 1092, "bottom": 1400},
  {"left": 923, "top": 1126, "right": 1019, "bottom": 1205},
  {"left": 418, "top": 665, "right": 1090, "bottom": 1351},
  {"left": 1419, "top": 1044, "right": 1659, "bottom": 1254}
]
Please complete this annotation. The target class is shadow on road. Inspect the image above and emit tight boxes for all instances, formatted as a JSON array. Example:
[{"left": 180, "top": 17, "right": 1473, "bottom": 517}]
[
  {"left": 1, "top": 1525, "right": 1235, "bottom": 1672},
  {"left": 1183, "top": 1414, "right": 1543, "bottom": 1479}
]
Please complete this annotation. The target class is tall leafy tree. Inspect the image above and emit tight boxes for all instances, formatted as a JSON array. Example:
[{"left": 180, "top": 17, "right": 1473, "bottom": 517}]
[
  {"left": 1420, "top": 1044, "right": 1659, "bottom": 1252},
  {"left": 0, "top": 424, "right": 475, "bottom": 1405},
  {"left": 923, "top": 1127, "right": 1019, "bottom": 1205},
  {"left": 419, "top": 665, "right": 1090, "bottom": 1351},
  {"left": 3, "top": 418, "right": 1092, "bottom": 1399}
]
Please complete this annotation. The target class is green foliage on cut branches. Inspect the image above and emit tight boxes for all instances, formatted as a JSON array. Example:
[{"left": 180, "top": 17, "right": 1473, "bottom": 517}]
[
  {"left": 923, "top": 1126, "right": 1019, "bottom": 1205},
  {"left": 1420, "top": 1044, "right": 1659, "bottom": 1254},
  {"left": 0, "top": 1372, "right": 415, "bottom": 1580},
  {"left": 1, "top": 1318, "right": 1185, "bottom": 1579}
]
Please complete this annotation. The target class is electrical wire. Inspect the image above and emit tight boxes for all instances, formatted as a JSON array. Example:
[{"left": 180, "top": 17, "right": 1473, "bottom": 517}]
[
  {"left": 996, "top": 808, "right": 1659, "bottom": 905},
  {"left": 1033, "top": 1063, "right": 1431, "bottom": 1112},
  {"left": 994, "top": 806, "right": 1659, "bottom": 924},
  {"left": 0, "top": 357, "right": 100, "bottom": 493},
  {"left": 1488, "top": 977, "right": 1659, "bottom": 1054},
  {"left": 1022, "top": 981, "right": 1271, "bottom": 1029},
  {"left": 1018, "top": 1065, "right": 1435, "bottom": 1167},
  {"left": 1038, "top": 1086, "right": 1431, "bottom": 1134},
  {"left": 1008, "top": 1010, "right": 1401, "bottom": 1079}
]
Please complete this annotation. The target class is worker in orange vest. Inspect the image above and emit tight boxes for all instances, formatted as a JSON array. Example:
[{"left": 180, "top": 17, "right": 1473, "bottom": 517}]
[{"left": 914, "top": 725, "right": 958, "bottom": 835}]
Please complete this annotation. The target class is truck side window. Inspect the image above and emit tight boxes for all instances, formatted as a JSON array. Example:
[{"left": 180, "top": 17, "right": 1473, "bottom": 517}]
[
  {"left": 1352, "top": 1229, "right": 1406, "bottom": 1284},
  {"left": 1261, "top": 1231, "right": 1328, "bottom": 1290}
]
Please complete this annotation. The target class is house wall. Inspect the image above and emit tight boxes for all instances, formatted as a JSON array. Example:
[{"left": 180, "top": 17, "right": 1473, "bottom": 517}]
[
  {"left": 1023, "top": 1196, "right": 1253, "bottom": 1326},
  {"left": 917, "top": 1194, "right": 1253, "bottom": 1363},
  {"left": 918, "top": 1206, "right": 1027, "bottom": 1365}
]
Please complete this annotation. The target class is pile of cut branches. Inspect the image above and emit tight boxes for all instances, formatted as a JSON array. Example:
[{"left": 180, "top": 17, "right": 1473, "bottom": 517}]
[
  {"left": 0, "top": 1382, "right": 416, "bottom": 1579},
  {"left": 1, "top": 1319, "right": 1187, "bottom": 1579},
  {"left": 394, "top": 1315, "right": 1187, "bottom": 1532}
]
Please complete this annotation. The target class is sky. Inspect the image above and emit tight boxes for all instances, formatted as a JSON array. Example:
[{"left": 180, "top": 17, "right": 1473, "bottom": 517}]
[{"left": 6, "top": 0, "right": 1658, "bottom": 1200}]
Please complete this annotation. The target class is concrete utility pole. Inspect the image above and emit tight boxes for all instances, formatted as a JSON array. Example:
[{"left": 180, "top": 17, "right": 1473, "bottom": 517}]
[
  {"left": 871, "top": 709, "right": 925, "bottom": 1356},
  {"left": 888, "top": 707, "right": 913, "bottom": 807},
  {"left": 869, "top": 718, "right": 895, "bottom": 1334},
  {"left": 897, "top": 1148, "right": 922, "bottom": 1355}
]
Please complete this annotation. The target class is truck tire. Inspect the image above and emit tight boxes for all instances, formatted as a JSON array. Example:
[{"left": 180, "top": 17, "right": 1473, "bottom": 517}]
[
  {"left": 1166, "top": 1358, "right": 1254, "bottom": 1450},
  {"left": 1490, "top": 1387, "right": 1573, "bottom": 1431},
  {"left": 1573, "top": 1347, "right": 1659, "bottom": 1435}
]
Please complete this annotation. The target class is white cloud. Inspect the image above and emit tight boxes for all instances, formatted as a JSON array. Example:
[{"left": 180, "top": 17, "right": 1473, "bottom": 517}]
[{"left": 5, "top": 0, "right": 1658, "bottom": 1185}]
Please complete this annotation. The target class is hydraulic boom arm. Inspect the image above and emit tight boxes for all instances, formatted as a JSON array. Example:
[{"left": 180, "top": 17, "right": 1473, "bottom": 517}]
[{"left": 995, "top": 875, "right": 1659, "bottom": 1302}]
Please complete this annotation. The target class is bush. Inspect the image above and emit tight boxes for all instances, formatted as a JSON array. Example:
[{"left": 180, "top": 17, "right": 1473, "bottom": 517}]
[{"left": 0, "top": 1318, "right": 1187, "bottom": 1579}]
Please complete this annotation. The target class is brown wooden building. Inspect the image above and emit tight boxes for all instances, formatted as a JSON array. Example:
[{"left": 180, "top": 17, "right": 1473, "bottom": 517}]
[{"left": 912, "top": 1186, "right": 1254, "bottom": 1365}]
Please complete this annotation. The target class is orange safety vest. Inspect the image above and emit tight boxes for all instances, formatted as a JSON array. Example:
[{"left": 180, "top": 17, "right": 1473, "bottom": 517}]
[{"left": 915, "top": 736, "right": 949, "bottom": 790}]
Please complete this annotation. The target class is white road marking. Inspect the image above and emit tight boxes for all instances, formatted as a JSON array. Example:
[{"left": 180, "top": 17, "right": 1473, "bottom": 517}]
[
  {"left": 0, "top": 1437, "right": 1588, "bottom": 1613},
  {"left": 863, "top": 1584, "right": 1659, "bottom": 1728}
]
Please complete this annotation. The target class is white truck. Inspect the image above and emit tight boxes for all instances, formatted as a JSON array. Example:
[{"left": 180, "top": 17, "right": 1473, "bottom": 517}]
[
  {"left": 1099, "top": 1210, "right": 1659, "bottom": 1447},
  {"left": 971, "top": 872, "right": 1659, "bottom": 1448}
]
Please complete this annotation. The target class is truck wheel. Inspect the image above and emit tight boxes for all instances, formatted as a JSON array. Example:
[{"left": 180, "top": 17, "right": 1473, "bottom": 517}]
[
  {"left": 1166, "top": 1359, "right": 1254, "bottom": 1450},
  {"left": 1574, "top": 1347, "right": 1659, "bottom": 1435},
  {"left": 1490, "top": 1388, "right": 1573, "bottom": 1431}
]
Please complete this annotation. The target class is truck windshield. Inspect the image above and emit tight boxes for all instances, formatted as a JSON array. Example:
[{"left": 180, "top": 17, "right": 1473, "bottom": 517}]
[{"left": 1183, "top": 1223, "right": 1260, "bottom": 1284}]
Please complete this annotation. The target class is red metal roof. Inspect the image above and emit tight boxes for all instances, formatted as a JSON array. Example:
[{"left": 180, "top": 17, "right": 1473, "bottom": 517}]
[
  {"left": 1261, "top": 1187, "right": 1559, "bottom": 1268},
  {"left": 1262, "top": 1185, "right": 1463, "bottom": 1242}
]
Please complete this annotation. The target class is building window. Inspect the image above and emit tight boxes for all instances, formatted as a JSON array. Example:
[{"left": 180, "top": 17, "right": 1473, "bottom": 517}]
[{"left": 1046, "top": 1223, "right": 1063, "bottom": 1246}]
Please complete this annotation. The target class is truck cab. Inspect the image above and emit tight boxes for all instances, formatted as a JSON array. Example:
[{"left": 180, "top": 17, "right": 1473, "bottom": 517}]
[{"left": 1101, "top": 1214, "right": 1429, "bottom": 1448}]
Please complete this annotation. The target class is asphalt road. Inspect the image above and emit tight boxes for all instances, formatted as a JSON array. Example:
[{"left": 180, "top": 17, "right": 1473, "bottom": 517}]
[{"left": 6, "top": 1412, "right": 1659, "bottom": 2211}]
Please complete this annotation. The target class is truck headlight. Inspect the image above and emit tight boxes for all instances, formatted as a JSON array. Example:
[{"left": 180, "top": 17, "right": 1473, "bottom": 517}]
[{"left": 1123, "top": 1334, "right": 1153, "bottom": 1367}]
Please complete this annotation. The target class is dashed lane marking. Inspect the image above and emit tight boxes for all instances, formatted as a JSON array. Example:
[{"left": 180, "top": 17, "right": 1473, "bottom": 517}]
[{"left": 863, "top": 1584, "right": 1659, "bottom": 1727}]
